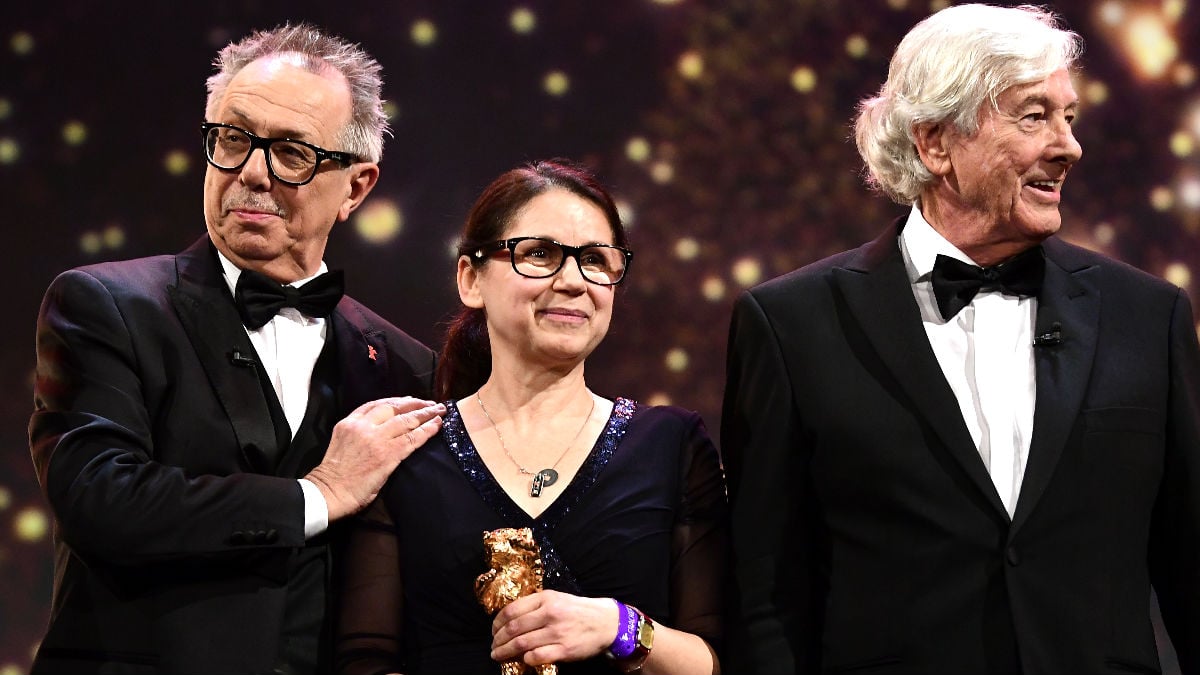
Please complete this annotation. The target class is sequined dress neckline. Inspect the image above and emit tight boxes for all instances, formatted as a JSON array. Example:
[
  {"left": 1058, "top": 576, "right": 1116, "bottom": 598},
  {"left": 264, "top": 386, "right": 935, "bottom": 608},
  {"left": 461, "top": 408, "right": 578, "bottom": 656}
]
[{"left": 442, "top": 397, "right": 636, "bottom": 592}]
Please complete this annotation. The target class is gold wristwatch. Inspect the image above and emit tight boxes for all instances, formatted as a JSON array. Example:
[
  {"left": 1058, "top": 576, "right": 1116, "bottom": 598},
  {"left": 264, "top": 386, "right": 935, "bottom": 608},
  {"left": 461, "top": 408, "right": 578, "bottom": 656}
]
[{"left": 614, "top": 606, "right": 654, "bottom": 673}]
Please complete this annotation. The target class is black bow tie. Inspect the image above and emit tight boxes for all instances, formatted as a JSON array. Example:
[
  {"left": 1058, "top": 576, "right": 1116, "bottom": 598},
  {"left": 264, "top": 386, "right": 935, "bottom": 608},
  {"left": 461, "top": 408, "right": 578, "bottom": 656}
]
[
  {"left": 233, "top": 269, "right": 344, "bottom": 330},
  {"left": 930, "top": 246, "right": 1044, "bottom": 321}
]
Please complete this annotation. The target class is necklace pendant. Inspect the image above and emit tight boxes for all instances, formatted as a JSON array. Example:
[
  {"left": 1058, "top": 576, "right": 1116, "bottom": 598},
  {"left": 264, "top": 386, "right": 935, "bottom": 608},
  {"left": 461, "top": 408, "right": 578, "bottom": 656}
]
[{"left": 529, "top": 469, "right": 559, "bottom": 498}]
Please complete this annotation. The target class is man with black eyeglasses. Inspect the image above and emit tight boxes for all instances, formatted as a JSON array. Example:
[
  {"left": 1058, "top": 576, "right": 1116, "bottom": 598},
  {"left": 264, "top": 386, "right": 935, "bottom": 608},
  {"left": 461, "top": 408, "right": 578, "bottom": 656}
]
[{"left": 28, "top": 24, "right": 444, "bottom": 675}]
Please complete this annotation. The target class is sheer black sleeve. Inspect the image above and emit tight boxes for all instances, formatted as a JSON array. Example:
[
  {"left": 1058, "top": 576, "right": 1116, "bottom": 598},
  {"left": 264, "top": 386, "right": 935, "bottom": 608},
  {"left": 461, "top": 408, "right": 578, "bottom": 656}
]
[
  {"left": 335, "top": 495, "right": 405, "bottom": 675},
  {"left": 669, "top": 412, "right": 730, "bottom": 653}
]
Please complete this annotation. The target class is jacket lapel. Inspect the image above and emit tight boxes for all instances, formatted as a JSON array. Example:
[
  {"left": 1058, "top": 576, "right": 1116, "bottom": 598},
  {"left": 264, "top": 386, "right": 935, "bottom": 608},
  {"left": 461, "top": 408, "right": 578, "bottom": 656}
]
[
  {"left": 1010, "top": 239, "right": 1100, "bottom": 532},
  {"left": 833, "top": 221, "right": 1010, "bottom": 518},
  {"left": 330, "top": 299, "right": 390, "bottom": 415},
  {"left": 167, "top": 236, "right": 279, "bottom": 473}
]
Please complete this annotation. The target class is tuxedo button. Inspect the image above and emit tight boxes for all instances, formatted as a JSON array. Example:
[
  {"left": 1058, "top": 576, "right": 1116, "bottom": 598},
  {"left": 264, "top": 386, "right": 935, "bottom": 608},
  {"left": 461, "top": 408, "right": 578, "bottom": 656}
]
[
  {"left": 1005, "top": 546, "right": 1021, "bottom": 566},
  {"left": 229, "top": 531, "right": 249, "bottom": 545},
  {"left": 249, "top": 529, "right": 279, "bottom": 544}
]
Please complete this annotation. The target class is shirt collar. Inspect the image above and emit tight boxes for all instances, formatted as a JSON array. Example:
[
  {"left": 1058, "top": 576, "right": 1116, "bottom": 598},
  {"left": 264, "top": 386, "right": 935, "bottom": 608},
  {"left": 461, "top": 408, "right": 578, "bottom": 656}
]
[
  {"left": 215, "top": 248, "right": 329, "bottom": 298},
  {"left": 898, "top": 203, "right": 976, "bottom": 284}
]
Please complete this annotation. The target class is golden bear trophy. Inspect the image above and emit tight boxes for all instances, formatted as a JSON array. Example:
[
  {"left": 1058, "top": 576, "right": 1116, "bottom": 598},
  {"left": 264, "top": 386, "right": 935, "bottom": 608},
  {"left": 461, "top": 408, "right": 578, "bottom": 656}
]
[{"left": 474, "top": 527, "right": 557, "bottom": 675}]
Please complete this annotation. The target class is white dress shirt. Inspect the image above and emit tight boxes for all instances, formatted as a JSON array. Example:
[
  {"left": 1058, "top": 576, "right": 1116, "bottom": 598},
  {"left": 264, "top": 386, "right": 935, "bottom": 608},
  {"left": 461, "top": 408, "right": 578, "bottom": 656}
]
[
  {"left": 898, "top": 206, "right": 1037, "bottom": 517},
  {"left": 217, "top": 251, "right": 330, "bottom": 538}
]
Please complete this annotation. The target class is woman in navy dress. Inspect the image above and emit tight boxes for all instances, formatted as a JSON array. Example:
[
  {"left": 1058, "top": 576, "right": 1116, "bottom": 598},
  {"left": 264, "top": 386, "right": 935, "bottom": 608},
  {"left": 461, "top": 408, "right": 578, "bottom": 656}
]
[{"left": 336, "top": 159, "right": 728, "bottom": 675}]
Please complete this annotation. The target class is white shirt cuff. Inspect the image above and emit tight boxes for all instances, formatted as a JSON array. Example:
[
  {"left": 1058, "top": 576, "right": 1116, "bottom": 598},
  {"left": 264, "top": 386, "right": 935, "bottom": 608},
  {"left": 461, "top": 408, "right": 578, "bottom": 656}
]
[{"left": 297, "top": 478, "right": 329, "bottom": 539}]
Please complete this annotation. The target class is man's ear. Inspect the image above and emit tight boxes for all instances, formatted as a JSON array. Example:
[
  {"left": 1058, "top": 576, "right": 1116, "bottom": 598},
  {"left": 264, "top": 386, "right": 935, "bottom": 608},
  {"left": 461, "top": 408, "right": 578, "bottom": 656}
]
[
  {"left": 913, "top": 122, "right": 953, "bottom": 178},
  {"left": 457, "top": 256, "right": 485, "bottom": 309},
  {"left": 337, "top": 162, "right": 380, "bottom": 222}
]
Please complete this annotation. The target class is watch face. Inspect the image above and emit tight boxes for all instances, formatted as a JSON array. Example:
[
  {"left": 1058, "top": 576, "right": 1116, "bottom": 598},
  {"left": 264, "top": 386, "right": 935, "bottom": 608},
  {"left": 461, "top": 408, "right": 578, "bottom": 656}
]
[
  {"left": 636, "top": 617, "right": 654, "bottom": 650},
  {"left": 616, "top": 612, "right": 654, "bottom": 673}
]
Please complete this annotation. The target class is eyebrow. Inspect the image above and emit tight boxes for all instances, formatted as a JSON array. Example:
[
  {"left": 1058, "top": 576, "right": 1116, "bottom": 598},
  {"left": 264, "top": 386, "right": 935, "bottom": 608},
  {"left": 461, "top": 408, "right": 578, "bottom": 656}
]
[
  {"left": 223, "top": 108, "right": 313, "bottom": 141},
  {"left": 525, "top": 235, "right": 615, "bottom": 247},
  {"left": 1014, "top": 94, "right": 1080, "bottom": 112}
]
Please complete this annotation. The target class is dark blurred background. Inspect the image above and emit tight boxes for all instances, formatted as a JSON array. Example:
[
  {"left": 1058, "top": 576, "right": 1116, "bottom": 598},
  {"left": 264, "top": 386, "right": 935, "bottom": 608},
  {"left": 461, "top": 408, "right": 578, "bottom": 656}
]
[{"left": 2, "top": 1, "right": 1197, "bottom": 672}]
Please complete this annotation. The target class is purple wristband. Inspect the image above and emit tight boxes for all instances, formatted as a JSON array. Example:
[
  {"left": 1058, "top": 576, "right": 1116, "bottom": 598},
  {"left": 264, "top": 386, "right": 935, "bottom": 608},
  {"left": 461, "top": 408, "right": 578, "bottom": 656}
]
[{"left": 609, "top": 600, "right": 639, "bottom": 660}]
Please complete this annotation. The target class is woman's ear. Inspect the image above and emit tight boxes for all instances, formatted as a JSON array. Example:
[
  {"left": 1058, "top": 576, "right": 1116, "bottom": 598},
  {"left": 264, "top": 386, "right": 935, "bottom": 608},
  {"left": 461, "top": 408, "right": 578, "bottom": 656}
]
[{"left": 457, "top": 256, "right": 485, "bottom": 309}]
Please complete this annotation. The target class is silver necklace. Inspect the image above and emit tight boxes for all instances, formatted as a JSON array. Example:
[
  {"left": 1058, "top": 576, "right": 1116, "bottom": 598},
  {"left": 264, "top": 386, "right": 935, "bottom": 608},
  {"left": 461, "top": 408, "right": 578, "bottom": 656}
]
[{"left": 476, "top": 393, "right": 597, "bottom": 498}]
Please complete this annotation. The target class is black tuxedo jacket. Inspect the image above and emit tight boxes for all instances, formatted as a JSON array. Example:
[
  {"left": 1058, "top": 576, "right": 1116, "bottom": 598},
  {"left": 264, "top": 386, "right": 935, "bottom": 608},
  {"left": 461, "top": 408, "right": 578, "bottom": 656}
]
[
  {"left": 722, "top": 222, "right": 1200, "bottom": 675},
  {"left": 28, "top": 236, "right": 435, "bottom": 675}
]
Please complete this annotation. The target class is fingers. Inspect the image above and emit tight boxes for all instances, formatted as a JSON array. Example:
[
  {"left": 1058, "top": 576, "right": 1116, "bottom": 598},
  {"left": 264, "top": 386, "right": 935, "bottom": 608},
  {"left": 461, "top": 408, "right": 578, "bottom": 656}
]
[
  {"left": 375, "top": 396, "right": 441, "bottom": 415},
  {"left": 490, "top": 591, "right": 614, "bottom": 664},
  {"left": 350, "top": 396, "right": 439, "bottom": 420},
  {"left": 398, "top": 401, "right": 448, "bottom": 431},
  {"left": 381, "top": 403, "right": 445, "bottom": 440},
  {"left": 491, "top": 623, "right": 552, "bottom": 664},
  {"left": 393, "top": 413, "right": 444, "bottom": 459},
  {"left": 360, "top": 399, "right": 445, "bottom": 428},
  {"left": 493, "top": 628, "right": 564, "bottom": 667},
  {"left": 490, "top": 593, "right": 543, "bottom": 660},
  {"left": 492, "top": 592, "right": 543, "bottom": 636}
]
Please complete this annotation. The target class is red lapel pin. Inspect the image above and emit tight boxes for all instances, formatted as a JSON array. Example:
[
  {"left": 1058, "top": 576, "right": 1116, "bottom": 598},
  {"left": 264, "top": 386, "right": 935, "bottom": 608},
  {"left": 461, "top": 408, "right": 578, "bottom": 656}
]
[{"left": 367, "top": 344, "right": 378, "bottom": 361}]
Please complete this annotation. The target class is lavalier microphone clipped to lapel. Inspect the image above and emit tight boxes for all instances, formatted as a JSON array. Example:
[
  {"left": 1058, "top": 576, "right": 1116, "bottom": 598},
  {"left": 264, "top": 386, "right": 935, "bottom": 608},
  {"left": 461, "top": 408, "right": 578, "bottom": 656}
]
[
  {"left": 1033, "top": 322, "right": 1063, "bottom": 347},
  {"left": 228, "top": 348, "right": 258, "bottom": 367}
]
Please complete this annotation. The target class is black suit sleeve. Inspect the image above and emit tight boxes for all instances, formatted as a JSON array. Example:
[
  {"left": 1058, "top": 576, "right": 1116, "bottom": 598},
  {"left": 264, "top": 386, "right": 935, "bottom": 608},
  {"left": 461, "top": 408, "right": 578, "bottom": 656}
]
[
  {"left": 1149, "top": 287, "right": 1200, "bottom": 672},
  {"left": 722, "top": 290, "right": 820, "bottom": 675},
  {"left": 28, "top": 269, "right": 305, "bottom": 566}
]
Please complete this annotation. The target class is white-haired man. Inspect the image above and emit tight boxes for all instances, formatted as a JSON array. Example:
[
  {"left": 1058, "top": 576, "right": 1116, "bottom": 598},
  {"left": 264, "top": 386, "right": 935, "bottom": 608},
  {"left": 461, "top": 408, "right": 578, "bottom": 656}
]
[{"left": 723, "top": 5, "right": 1199, "bottom": 674}]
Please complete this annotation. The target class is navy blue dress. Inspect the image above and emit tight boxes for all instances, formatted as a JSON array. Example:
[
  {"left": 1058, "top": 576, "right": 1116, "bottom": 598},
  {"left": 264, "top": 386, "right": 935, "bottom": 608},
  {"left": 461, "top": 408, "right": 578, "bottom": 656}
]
[{"left": 336, "top": 398, "right": 728, "bottom": 674}]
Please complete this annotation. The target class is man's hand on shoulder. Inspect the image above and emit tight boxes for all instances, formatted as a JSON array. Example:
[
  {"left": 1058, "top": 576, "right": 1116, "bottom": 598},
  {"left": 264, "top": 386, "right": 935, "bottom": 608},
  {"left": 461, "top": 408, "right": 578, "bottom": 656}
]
[{"left": 305, "top": 397, "right": 446, "bottom": 521}]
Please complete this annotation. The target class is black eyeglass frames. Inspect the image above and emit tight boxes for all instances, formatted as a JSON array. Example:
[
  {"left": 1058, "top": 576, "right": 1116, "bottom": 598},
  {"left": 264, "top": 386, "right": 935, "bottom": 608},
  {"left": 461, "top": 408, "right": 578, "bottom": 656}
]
[
  {"left": 200, "top": 122, "right": 358, "bottom": 186},
  {"left": 473, "top": 237, "right": 633, "bottom": 286}
]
